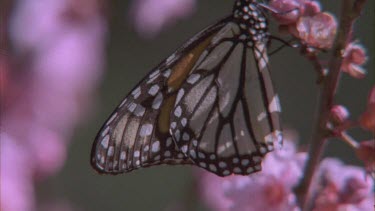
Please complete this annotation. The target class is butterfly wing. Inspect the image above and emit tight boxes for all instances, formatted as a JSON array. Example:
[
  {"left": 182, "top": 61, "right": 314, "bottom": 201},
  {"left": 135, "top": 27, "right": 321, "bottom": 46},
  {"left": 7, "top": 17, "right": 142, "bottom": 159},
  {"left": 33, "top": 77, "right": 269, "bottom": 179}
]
[
  {"left": 91, "top": 17, "right": 231, "bottom": 174},
  {"left": 169, "top": 21, "right": 282, "bottom": 176}
]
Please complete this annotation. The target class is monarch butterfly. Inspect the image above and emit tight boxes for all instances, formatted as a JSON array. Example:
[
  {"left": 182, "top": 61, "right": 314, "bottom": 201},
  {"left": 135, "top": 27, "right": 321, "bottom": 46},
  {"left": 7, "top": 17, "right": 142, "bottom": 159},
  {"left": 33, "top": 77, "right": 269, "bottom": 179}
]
[{"left": 91, "top": 0, "right": 282, "bottom": 177}]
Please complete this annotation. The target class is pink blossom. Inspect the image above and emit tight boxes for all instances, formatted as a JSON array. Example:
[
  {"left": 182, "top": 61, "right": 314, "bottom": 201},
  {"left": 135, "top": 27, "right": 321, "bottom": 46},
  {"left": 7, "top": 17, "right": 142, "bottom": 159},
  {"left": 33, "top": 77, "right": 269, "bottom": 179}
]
[
  {"left": 341, "top": 42, "right": 368, "bottom": 79},
  {"left": 197, "top": 170, "right": 233, "bottom": 211},
  {"left": 269, "top": 0, "right": 308, "bottom": 25},
  {"left": 197, "top": 134, "right": 374, "bottom": 211},
  {"left": 355, "top": 140, "right": 375, "bottom": 178},
  {"left": 359, "top": 86, "right": 375, "bottom": 132},
  {"left": 269, "top": 0, "right": 321, "bottom": 25},
  {"left": 313, "top": 159, "right": 374, "bottom": 211},
  {"left": 295, "top": 12, "right": 337, "bottom": 49},
  {"left": 269, "top": 0, "right": 337, "bottom": 49},
  {"left": 1, "top": 0, "right": 107, "bottom": 210},
  {"left": 330, "top": 105, "right": 350, "bottom": 125},
  {"left": 303, "top": 1, "right": 321, "bottom": 17},
  {"left": 198, "top": 138, "right": 306, "bottom": 211},
  {"left": 129, "top": 0, "right": 196, "bottom": 38}
]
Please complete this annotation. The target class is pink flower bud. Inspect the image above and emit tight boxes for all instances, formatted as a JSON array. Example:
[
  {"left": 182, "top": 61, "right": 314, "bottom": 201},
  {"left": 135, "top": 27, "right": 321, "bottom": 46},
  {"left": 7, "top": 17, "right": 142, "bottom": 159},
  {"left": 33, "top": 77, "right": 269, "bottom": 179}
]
[
  {"left": 296, "top": 12, "right": 337, "bottom": 49},
  {"left": 355, "top": 140, "right": 375, "bottom": 175},
  {"left": 359, "top": 87, "right": 375, "bottom": 132},
  {"left": 269, "top": 0, "right": 305, "bottom": 25},
  {"left": 359, "top": 104, "right": 375, "bottom": 132},
  {"left": 303, "top": 1, "right": 321, "bottom": 16},
  {"left": 331, "top": 105, "right": 350, "bottom": 124},
  {"left": 269, "top": 0, "right": 321, "bottom": 25},
  {"left": 342, "top": 43, "right": 367, "bottom": 78}
]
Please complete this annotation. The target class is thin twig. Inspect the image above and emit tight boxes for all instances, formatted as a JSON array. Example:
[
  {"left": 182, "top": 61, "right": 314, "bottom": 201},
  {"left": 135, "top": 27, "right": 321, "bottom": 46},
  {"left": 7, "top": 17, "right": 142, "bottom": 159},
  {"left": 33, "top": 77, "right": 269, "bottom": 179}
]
[
  {"left": 294, "top": 0, "right": 367, "bottom": 210},
  {"left": 340, "top": 131, "right": 360, "bottom": 148},
  {"left": 300, "top": 45, "right": 326, "bottom": 83}
]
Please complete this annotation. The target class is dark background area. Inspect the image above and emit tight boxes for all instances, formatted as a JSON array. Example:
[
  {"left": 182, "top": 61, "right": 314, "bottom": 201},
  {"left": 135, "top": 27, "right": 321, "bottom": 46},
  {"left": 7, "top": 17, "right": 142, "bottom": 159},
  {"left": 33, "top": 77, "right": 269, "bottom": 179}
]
[{"left": 38, "top": 1, "right": 374, "bottom": 210}]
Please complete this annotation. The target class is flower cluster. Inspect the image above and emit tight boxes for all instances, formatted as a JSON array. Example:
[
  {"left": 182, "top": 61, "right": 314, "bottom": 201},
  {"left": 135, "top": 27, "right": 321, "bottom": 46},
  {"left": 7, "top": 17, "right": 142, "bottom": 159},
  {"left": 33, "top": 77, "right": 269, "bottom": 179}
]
[
  {"left": 1, "top": 0, "right": 107, "bottom": 210},
  {"left": 341, "top": 42, "right": 368, "bottom": 78},
  {"left": 269, "top": 0, "right": 337, "bottom": 49},
  {"left": 197, "top": 138, "right": 374, "bottom": 211}
]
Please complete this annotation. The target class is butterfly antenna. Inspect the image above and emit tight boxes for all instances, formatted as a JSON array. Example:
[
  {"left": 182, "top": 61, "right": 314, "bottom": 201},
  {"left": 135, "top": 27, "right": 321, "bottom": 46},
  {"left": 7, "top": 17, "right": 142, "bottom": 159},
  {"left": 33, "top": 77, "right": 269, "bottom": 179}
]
[{"left": 268, "top": 36, "right": 299, "bottom": 56}]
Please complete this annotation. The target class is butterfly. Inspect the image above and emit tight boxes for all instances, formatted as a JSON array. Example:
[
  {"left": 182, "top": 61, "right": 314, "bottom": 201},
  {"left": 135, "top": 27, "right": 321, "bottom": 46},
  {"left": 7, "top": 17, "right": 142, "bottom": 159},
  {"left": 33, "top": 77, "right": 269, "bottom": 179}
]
[{"left": 91, "top": 0, "right": 282, "bottom": 177}]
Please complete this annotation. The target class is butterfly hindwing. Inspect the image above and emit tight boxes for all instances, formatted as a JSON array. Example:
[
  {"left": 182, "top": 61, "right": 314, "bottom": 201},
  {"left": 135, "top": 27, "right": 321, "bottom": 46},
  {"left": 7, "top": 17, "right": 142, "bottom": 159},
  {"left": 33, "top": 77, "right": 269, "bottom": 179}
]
[
  {"left": 169, "top": 22, "right": 282, "bottom": 176},
  {"left": 90, "top": 17, "right": 230, "bottom": 174}
]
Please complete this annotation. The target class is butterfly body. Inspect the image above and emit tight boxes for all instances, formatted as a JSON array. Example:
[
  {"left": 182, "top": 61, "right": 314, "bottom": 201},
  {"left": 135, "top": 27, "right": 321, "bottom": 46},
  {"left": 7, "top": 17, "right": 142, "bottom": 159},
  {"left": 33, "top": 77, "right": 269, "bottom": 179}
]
[{"left": 91, "top": 0, "right": 282, "bottom": 177}]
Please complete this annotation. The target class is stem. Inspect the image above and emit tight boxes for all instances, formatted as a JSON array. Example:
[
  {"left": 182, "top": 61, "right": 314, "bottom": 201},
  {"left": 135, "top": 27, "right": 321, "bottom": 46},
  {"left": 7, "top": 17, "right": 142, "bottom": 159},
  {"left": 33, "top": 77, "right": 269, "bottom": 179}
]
[
  {"left": 301, "top": 46, "right": 326, "bottom": 83},
  {"left": 340, "top": 131, "right": 360, "bottom": 148},
  {"left": 294, "top": 0, "right": 367, "bottom": 210}
]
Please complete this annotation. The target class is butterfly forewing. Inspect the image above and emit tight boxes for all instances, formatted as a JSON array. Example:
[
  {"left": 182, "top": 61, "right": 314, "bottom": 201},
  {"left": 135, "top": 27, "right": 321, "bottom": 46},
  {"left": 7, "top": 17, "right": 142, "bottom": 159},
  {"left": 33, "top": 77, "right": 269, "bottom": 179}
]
[
  {"left": 91, "top": 0, "right": 283, "bottom": 177},
  {"left": 91, "top": 17, "right": 229, "bottom": 174}
]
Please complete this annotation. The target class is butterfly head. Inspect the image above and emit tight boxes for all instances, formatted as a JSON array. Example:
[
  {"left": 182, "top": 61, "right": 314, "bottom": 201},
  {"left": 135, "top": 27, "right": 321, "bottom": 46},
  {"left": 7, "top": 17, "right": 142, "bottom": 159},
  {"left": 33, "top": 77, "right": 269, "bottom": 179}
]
[{"left": 233, "top": 0, "right": 269, "bottom": 43}]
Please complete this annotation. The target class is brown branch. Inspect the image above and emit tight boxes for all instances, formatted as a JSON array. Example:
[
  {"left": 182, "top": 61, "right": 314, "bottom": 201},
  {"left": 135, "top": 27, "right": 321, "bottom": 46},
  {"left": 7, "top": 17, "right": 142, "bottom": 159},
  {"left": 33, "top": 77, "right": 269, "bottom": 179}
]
[{"left": 294, "top": 0, "right": 368, "bottom": 210}]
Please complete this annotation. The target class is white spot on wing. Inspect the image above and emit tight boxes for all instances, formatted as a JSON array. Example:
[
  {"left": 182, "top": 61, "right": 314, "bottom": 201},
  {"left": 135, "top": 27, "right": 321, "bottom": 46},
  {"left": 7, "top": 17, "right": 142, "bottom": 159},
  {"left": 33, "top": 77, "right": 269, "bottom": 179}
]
[
  {"left": 253, "top": 156, "right": 261, "bottom": 163},
  {"left": 269, "top": 95, "right": 281, "bottom": 113},
  {"left": 106, "top": 113, "right": 117, "bottom": 125},
  {"left": 107, "top": 146, "right": 114, "bottom": 157},
  {"left": 190, "top": 150, "right": 196, "bottom": 158},
  {"left": 181, "top": 145, "right": 188, "bottom": 153},
  {"left": 128, "top": 103, "right": 137, "bottom": 112},
  {"left": 166, "top": 53, "right": 176, "bottom": 64},
  {"left": 246, "top": 167, "right": 254, "bottom": 173},
  {"left": 120, "top": 151, "right": 126, "bottom": 160},
  {"left": 181, "top": 118, "right": 187, "bottom": 127},
  {"left": 140, "top": 124, "right": 153, "bottom": 137},
  {"left": 223, "top": 170, "right": 230, "bottom": 175},
  {"left": 119, "top": 99, "right": 127, "bottom": 107},
  {"left": 134, "top": 105, "right": 146, "bottom": 117},
  {"left": 241, "top": 159, "right": 250, "bottom": 166},
  {"left": 174, "top": 106, "right": 182, "bottom": 117},
  {"left": 152, "top": 93, "right": 163, "bottom": 110},
  {"left": 101, "top": 126, "right": 110, "bottom": 137},
  {"left": 148, "top": 85, "right": 160, "bottom": 96},
  {"left": 149, "top": 69, "right": 160, "bottom": 79},
  {"left": 265, "top": 130, "right": 282, "bottom": 148},
  {"left": 198, "top": 152, "right": 205, "bottom": 159},
  {"left": 219, "top": 162, "right": 227, "bottom": 168},
  {"left": 152, "top": 141, "right": 160, "bottom": 152},
  {"left": 163, "top": 69, "right": 171, "bottom": 78},
  {"left": 175, "top": 89, "right": 185, "bottom": 105},
  {"left": 257, "top": 111, "right": 267, "bottom": 122},
  {"left": 144, "top": 145, "right": 149, "bottom": 152},
  {"left": 134, "top": 150, "right": 140, "bottom": 157},
  {"left": 131, "top": 87, "right": 141, "bottom": 99},
  {"left": 170, "top": 122, "right": 177, "bottom": 129},
  {"left": 147, "top": 69, "right": 160, "bottom": 84},
  {"left": 233, "top": 167, "right": 241, "bottom": 173},
  {"left": 166, "top": 137, "right": 173, "bottom": 147},
  {"left": 209, "top": 164, "right": 217, "bottom": 172},
  {"left": 101, "top": 135, "right": 110, "bottom": 149},
  {"left": 199, "top": 162, "right": 207, "bottom": 168},
  {"left": 182, "top": 132, "right": 190, "bottom": 141},
  {"left": 187, "top": 74, "right": 200, "bottom": 84}
]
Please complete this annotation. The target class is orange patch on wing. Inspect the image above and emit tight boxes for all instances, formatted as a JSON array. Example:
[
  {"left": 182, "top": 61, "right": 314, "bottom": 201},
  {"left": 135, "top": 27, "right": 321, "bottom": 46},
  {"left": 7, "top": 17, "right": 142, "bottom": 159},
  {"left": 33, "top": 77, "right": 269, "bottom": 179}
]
[
  {"left": 167, "top": 35, "right": 214, "bottom": 90},
  {"left": 158, "top": 95, "right": 177, "bottom": 133},
  {"left": 157, "top": 35, "right": 215, "bottom": 133}
]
